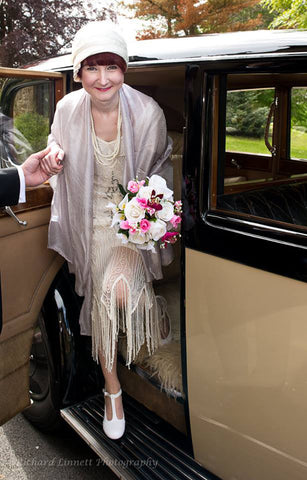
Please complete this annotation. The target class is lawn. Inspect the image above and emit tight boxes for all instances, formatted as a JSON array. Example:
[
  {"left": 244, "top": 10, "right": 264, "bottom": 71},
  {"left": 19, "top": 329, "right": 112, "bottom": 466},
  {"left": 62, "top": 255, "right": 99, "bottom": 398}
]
[{"left": 226, "top": 129, "right": 307, "bottom": 159}]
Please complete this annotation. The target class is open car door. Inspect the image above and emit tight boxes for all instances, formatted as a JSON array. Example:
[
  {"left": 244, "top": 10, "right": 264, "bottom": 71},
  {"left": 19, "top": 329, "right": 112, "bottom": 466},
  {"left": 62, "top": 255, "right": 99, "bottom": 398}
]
[
  {"left": 185, "top": 61, "right": 307, "bottom": 480},
  {"left": 0, "top": 67, "right": 65, "bottom": 425}
]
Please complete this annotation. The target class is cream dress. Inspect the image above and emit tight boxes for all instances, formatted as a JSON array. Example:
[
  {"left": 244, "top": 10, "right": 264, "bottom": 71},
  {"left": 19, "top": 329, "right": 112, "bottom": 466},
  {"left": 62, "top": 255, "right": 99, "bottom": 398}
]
[{"left": 90, "top": 134, "right": 161, "bottom": 372}]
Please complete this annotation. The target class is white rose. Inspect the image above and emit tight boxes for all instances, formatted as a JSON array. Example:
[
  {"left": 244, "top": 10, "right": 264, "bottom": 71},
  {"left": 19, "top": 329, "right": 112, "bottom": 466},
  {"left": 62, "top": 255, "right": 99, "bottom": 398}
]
[
  {"left": 156, "top": 201, "right": 174, "bottom": 222},
  {"left": 124, "top": 197, "right": 145, "bottom": 224},
  {"left": 138, "top": 186, "right": 153, "bottom": 200},
  {"left": 148, "top": 174, "right": 173, "bottom": 201},
  {"left": 128, "top": 231, "right": 148, "bottom": 245},
  {"left": 149, "top": 219, "right": 167, "bottom": 241}
]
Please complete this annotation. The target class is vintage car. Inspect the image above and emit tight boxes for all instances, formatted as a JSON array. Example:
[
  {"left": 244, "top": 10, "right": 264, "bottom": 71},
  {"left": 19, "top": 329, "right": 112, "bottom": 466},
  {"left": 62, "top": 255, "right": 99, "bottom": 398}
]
[{"left": 1, "top": 29, "right": 307, "bottom": 480}]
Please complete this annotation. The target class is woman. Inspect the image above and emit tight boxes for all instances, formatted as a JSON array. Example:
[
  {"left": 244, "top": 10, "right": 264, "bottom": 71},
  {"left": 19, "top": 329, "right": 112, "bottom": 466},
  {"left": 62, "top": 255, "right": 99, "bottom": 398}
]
[{"left": 43, "top": 21, "right": 173, "bottom": 440}]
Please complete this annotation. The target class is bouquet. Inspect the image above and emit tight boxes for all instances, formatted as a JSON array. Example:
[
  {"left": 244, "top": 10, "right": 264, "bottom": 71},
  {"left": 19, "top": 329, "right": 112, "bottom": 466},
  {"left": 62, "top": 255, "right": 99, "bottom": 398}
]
[{"left": 108, "top": 174, "right": 182, "bottom": 251}]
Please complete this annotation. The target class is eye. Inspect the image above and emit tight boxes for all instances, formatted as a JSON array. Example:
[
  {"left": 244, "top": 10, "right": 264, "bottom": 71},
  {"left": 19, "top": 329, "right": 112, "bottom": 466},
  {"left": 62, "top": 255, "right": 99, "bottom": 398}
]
[
  {"left": 107, "top": 65, "right": 118, "bottom": 71},
  {"left": 84, "top": 65, "right": 97, "bottom": 71}
]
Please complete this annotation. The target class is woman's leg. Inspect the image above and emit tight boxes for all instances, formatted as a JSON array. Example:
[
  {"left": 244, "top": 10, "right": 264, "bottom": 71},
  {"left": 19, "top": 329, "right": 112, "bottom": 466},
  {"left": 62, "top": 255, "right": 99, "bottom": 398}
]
[
  {"left": 98, "top": 250, "right": 134, "bottom": 422},
  {"left": 98, "top": 346, "right": 124, "bottom": 420},
  {"left": 96, "top": 246, "right": 161, "bottom": 424}
]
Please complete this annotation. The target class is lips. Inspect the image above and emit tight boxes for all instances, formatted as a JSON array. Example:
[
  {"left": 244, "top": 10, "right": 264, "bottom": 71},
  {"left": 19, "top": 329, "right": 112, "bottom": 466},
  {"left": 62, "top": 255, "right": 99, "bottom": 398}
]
[{"left": 95, "top": 86, "right": 112, "bottom": 92}]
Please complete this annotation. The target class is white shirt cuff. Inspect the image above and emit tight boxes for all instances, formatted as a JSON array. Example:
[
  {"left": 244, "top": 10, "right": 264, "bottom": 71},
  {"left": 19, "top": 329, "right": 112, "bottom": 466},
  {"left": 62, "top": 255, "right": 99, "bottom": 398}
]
[{"left": 16, "top": 165, "right": 26, "bottom": 203}]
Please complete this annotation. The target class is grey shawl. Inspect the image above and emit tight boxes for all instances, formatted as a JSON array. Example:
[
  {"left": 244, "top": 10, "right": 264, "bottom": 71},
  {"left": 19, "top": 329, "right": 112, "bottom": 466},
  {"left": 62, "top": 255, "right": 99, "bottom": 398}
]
[{"left": 48, "top": 84, "right": 173, "bottom": 335}]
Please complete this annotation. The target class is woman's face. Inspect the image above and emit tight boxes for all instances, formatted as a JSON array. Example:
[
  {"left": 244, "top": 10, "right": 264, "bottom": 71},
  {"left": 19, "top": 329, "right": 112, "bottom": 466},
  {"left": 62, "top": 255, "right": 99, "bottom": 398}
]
[{"left": 81, "top": 63, "right": 124, "bottom": 105}]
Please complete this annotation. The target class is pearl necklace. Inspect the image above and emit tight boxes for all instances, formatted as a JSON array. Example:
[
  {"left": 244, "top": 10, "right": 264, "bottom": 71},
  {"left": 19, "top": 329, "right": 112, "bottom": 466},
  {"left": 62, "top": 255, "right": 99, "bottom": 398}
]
[{"left": 91, "top": 102, "right": 122, "bottom": 166}]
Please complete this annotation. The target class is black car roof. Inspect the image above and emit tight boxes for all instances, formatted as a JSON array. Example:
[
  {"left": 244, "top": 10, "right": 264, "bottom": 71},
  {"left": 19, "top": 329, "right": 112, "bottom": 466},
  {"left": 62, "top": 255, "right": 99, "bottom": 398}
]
[{"left": 28, "top": 29, "right": 307, "bottom": 72}]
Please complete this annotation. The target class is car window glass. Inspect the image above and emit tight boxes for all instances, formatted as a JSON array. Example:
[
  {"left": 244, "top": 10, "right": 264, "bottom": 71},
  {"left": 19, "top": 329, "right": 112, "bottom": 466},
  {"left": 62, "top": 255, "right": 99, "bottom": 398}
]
[
  {"left": 225, "top": 88, "right": 275, "bottom": 187},
  {"left": 213, "top": 74, "right": 307, "bottom": 229},
  {"left": 290, "top": 87, "right": 307, "bottom": 161},
  {"left": 226, "top": 88, "right": 274, "bottom": 156},
  {"left": 0, "top": 80, "right": 53, "bottom": 166}
]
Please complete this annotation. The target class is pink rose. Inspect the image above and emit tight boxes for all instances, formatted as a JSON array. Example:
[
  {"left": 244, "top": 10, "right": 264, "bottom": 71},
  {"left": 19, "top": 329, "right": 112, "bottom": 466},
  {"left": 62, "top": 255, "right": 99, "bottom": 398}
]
[
  {"left": 161, "top": 231, "right": 179, "bottom": 246},
  {"left": 137, "top": 197, "right": 147, "bottom": 209},
  {"left": 139, "top": 180, "right": 145, "bottom": 186},
  {"left": 140, "top": 219, "right": 150, "bottom": 233},
  {"left": 170, "top": 215, "right": 182, "bottom": 227},
  {"left": 128, "top": 181, "right": 139, "bottom": 193},
  {"left": 120, "top": 220, "right": 130, "bottom": 230}
]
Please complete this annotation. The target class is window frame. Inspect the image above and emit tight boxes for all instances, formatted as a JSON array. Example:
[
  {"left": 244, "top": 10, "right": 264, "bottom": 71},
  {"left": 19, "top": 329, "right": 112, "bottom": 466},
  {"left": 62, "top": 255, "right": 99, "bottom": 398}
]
[{"left": 204, "top": 70, "right": 307, "bottom": 250}]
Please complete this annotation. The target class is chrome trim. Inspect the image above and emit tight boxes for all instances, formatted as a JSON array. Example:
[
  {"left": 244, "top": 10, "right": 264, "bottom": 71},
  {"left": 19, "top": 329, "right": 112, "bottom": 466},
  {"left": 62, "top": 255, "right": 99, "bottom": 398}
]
[
  {"left": 61, "top": 409, "right": 136, "bottom": 480},
  {"left": 204, "top": 211, "right": 307, "bottom": 250},
  {"left": 4, "top": 206, "right": 27, "bottom": 226}
]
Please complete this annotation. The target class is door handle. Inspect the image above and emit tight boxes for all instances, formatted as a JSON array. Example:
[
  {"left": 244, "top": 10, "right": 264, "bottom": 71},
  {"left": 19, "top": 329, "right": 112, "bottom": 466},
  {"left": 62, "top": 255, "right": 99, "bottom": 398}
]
[{"left": 4, "top": 206, "right": 27, "bottom": 226}]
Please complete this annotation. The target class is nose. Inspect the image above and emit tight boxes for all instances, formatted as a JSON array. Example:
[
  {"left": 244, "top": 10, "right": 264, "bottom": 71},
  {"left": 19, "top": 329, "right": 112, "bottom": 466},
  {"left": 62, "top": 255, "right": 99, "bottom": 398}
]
[{"left": 97, "top": 67, "right": 109, "bottom": 86}]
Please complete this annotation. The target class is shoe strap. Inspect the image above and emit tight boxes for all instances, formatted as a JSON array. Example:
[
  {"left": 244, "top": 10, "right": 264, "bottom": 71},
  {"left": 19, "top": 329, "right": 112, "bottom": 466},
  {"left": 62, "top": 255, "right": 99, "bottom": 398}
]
[
  {"left": 103, "top": 388, "right": 122, "bottom": 399},
  {"left": 103, "top": 388, "right": 123, "bottom": 422}
]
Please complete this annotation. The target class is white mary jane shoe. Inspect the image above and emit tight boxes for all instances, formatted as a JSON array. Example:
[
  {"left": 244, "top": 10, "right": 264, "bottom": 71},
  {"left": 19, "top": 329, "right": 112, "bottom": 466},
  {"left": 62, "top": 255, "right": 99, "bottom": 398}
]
[{"left": 103, "top": 388, "right": 125, "bottom": 440}]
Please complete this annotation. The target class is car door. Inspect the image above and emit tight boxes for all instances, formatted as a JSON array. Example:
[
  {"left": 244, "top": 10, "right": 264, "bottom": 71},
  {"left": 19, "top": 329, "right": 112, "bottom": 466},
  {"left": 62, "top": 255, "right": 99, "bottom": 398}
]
[
  {"left": 184, "top": 57, "right": 307, "bottom": 480},
  {"left": 0, "top": 67, "right": 65, "bottom": 426}
]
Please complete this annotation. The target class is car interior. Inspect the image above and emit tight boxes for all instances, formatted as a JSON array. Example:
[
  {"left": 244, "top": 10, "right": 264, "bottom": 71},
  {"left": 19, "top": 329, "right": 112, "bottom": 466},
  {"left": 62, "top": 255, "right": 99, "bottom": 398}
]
[{"left": 117, "top": 65, "right": 187, "bottom": 434}]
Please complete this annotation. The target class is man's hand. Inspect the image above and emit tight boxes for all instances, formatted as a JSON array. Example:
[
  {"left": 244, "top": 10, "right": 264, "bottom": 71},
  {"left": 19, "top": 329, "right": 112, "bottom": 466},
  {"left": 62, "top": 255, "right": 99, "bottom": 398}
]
[{"left": 22, "top": 146, "right": 64, "bottom": 187}]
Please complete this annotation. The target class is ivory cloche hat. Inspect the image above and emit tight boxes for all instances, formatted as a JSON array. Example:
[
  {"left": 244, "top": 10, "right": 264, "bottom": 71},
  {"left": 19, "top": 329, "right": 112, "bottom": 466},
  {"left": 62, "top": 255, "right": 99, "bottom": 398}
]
[{"left": 71, "top": 21, "right": 129, "bottom": 82}]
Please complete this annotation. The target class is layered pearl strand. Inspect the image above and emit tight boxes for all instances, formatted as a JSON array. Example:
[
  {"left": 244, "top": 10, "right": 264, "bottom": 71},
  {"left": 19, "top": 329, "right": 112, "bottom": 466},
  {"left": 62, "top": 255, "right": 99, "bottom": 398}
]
[{"left": 91, "top": 101, "right": 122, "bottom": 167}]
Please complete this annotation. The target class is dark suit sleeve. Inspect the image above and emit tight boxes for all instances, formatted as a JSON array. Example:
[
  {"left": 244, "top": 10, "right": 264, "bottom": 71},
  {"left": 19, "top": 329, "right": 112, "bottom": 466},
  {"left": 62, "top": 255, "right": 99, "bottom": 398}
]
[{"left": 0, "top": 167, "right": 20, "bottom": 207}]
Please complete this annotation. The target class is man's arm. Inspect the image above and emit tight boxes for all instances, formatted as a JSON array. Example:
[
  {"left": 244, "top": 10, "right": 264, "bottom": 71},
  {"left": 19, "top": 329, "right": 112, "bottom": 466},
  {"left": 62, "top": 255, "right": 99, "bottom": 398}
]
[
  {"left": 0, "top": 168, "right": 20, "bottom": 207},
  {"left": 0, "top": 146, "right": 64, "bottom": 208}
]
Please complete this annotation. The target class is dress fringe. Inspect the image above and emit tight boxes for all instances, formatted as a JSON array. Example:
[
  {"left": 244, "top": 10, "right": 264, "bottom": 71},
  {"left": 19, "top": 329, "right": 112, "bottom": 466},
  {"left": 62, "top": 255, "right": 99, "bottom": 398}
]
[{"left": 91, "top": 277, "right": 160, "bottom": 372}]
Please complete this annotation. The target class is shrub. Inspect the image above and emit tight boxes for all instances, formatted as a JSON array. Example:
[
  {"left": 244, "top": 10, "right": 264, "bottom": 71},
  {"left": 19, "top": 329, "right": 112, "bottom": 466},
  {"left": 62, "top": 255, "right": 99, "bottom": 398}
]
[
  {"left": 226, "top": 90, "right": 272, "bottom": 138},
  {"left": 14, "top": 112, "right": 49, "bottom": 151}
]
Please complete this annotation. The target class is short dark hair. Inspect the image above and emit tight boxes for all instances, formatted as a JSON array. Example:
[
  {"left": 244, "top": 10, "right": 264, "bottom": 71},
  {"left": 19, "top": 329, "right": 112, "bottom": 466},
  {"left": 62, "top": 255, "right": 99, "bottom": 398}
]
[{"left": 78, "top": 52, "right": 127, "bottom": 78}]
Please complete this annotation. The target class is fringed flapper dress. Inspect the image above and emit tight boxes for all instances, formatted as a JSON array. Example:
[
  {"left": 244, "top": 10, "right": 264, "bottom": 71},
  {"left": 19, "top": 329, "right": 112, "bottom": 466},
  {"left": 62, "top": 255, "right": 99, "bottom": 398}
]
[{"left": 90, "top": 132, "right": 161, "bottom": 372}]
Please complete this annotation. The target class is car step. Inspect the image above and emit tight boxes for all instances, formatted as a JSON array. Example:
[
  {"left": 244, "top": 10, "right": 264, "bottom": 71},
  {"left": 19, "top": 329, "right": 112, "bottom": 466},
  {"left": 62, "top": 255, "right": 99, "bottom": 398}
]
[{"left": 61, "top": 393, "right": 220, "bottom": 480}]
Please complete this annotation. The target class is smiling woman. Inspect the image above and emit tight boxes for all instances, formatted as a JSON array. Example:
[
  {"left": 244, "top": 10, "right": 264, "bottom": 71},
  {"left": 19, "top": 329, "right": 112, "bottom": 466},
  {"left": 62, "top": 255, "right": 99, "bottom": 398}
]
[
  {"left": 80, "top": 60, "right": 124, "bottom": 110},
  {"left": 78, "top": 55, "right": 125, "bottom": 142},
  {"left": 40, "top": 21, "right": 173, "bottom": 442}
]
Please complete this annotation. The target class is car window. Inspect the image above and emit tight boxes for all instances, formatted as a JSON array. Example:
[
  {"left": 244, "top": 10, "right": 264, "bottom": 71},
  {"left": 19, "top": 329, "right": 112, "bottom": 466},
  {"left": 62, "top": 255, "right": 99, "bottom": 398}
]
[
  {"left": 0, "top": 79, "right": 53, "bottom": 166},
  {"left": 225, "top": 87, "right": 275, "bottom": 187},
  {"left": 290, "top": 87, "right": 307, "bottom": 161},
  {"left": 211, "top": 73, "right": 307, "bottom": 230}
]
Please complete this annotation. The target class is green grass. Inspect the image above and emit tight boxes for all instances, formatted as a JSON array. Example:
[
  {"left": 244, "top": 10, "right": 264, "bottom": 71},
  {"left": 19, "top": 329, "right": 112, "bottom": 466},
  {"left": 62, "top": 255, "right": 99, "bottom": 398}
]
[
  {"left": 226, "top": 135, "right": 269, "bottom": 155},
  {"left": 226, "top": 129, "right": 307, "bottom": 159},
  {"left": 289, "top": 128, "right": 307, "bottom": 159}
]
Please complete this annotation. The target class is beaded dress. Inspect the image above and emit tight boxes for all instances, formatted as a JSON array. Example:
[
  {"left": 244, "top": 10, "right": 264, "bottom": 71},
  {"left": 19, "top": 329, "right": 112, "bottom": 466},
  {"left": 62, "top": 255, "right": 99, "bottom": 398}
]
[{"left": 90, "top": 109, "right": 160, "bottom": 372}]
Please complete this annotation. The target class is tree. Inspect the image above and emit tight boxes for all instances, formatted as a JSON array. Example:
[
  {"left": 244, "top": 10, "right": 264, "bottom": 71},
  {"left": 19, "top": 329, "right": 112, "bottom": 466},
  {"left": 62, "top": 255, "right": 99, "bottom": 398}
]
[
  {"left": 125, "top": 0, "right": 270, "bottom": 39},
  {"left": 261, "top": 0, "right": 307, "bottom": 29},
  {"left": 226, "top": 89, "right": 274, "bottom": 138},
  {"left": 0, "top": 0, "right": 117, "bottom": 67}
]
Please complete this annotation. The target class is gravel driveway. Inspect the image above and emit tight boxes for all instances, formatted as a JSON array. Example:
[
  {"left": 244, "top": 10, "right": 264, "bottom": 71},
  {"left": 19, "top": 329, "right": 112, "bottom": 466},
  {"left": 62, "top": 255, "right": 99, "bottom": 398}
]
[{"left": 0, "top": 413, "right": 117, "bottom": 480}]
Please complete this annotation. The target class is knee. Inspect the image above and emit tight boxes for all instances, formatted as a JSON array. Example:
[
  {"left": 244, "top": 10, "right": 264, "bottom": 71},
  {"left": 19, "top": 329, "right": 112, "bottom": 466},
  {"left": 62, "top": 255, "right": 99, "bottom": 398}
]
[
  {"left": 115, "top": 280, "right": 128, "bottom": 306},
  {"left": 102, "top": 278, "right": 127, "bottom": 307}
]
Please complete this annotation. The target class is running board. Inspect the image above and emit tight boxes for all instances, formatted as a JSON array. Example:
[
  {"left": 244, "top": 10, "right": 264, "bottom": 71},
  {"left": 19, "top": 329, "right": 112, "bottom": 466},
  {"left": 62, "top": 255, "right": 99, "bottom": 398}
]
[{"left": 61, "top": 393, "right": 220, "bottom": 480}]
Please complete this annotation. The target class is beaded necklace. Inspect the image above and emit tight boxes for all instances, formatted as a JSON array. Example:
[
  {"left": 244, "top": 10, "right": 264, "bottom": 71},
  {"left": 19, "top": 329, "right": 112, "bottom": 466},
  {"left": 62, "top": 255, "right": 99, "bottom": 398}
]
[{"left": 91, "top": 102, "right": 122, "bottom": 166}]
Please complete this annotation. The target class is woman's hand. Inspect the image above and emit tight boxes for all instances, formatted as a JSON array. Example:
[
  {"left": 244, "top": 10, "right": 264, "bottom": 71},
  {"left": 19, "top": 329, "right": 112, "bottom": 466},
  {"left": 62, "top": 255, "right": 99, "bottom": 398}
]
[
  {"left": 22, "top": 146, "right": 64, "bottom": 187},
  {"left": 40, "top": 146, "right": 65, "bottom": 178}
]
